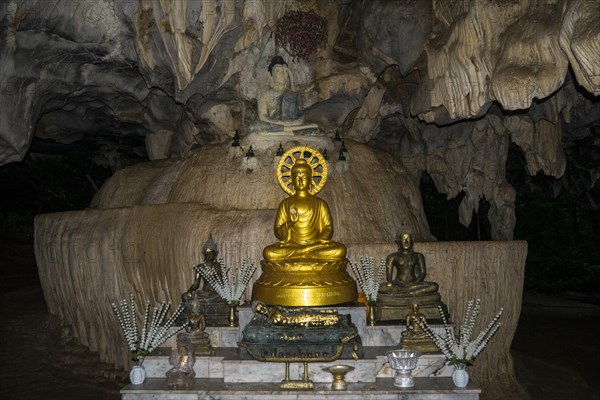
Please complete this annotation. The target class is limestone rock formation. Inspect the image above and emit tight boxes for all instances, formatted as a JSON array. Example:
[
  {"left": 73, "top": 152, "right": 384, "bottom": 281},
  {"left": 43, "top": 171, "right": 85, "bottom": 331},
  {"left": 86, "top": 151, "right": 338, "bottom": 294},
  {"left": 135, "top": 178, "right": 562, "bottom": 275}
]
[
  {"left": 2, "top": 1, "right": 598, "bottom": 235},
  {"left": 90, "top": 137, "right": 432, "bottom": 241},
  {"left": 10, "top": 2, "right": 596, "bottom": 397},
  {"left": 35, "top": 135, "right": 433, "bottom": 359}
]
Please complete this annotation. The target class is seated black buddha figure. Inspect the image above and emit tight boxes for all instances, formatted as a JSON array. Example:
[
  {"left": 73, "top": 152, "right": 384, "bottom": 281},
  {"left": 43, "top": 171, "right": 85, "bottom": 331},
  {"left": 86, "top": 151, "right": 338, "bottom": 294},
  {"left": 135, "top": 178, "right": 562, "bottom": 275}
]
[
  {"left": 179, "top": 235, "right": 229, "bottom": 325},
  {"left": 376, "top": 233, "right": 448, "bottom": 322}
]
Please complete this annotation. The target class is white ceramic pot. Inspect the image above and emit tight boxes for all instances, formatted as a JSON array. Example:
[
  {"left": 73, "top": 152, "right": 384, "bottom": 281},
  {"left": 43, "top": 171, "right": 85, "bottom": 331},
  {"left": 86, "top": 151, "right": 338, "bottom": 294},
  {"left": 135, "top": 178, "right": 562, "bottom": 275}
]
[
  {"left": 452, "top": 363, "right": 469, "bottom": 387},
  {"left": 129, "top": 364, "right": 146, "bottom": 385}
]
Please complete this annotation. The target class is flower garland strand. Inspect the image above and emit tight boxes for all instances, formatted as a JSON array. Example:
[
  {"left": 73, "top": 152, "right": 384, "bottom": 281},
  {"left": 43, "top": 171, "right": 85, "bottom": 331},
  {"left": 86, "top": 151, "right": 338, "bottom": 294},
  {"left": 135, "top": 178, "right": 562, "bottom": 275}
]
[
  {"left": 195, "top": 259, "right": 256, "bottom": 306},
  {"left": 350, "top": 256, "right": 385, "bottom": 304},
  {"left": 418, "top": 299, "right": 503, "bottom": 366},
  {"left": 274, "top": 10, "right": 328, "bottom": 61},
  {"left": 111, "top": 295, "right": 187, "bottom": 363}
]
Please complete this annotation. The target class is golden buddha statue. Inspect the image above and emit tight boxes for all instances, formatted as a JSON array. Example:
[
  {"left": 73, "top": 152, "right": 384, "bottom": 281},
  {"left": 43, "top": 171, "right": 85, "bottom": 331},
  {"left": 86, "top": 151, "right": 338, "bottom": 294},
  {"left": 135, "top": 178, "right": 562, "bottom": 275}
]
[
  {"left": 252, "top": 301, "right": 341, "bottom": 327},
  {"left": 399, "top": 303, "right": 439, "bottom": 353},
  {"left": 263, "top": 158, "right": 346, "bottom": 262},
  {"left": 252, "top": 146, "right": 357, "bottom": 306}
]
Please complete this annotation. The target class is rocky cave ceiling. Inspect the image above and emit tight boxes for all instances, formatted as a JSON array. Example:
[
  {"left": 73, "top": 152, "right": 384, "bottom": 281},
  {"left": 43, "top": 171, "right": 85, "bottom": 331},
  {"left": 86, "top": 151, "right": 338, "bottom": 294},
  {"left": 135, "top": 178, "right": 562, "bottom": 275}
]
[{"left": 0, "top": 0, "right": 598, "bottom": 240}]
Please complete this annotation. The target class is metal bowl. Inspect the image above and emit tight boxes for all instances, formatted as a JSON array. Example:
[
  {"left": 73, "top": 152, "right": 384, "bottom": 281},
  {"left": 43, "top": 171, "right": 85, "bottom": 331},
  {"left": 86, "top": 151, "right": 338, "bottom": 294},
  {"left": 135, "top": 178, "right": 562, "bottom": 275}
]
[
  {"left": 386, "top": 349, "right": 421, "bottom": 370},
  {"left": 323, "top": 365, "right": 355, "bottom": 391}
]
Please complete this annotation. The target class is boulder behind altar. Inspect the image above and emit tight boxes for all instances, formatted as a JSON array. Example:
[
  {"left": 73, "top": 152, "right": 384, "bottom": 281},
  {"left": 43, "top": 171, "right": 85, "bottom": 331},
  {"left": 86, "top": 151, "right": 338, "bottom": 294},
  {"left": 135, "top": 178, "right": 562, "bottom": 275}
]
[{"left": 35, "top": 136, "right": 432, "bottom": 368}]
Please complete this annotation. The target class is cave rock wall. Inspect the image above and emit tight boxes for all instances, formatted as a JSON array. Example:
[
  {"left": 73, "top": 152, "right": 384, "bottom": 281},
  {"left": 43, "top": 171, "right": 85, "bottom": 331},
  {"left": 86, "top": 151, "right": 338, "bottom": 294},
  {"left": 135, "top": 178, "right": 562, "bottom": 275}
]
[{"left": 2, "top": 1, "right": 598, "bottom": 238}]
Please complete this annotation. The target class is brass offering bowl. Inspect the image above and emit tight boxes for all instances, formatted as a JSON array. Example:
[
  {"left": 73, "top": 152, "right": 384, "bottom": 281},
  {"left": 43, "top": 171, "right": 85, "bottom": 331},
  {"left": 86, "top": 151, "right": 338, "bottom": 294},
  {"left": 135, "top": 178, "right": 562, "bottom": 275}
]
[{"left": 323, "top": 365, "right": 354, "bottom": 391}]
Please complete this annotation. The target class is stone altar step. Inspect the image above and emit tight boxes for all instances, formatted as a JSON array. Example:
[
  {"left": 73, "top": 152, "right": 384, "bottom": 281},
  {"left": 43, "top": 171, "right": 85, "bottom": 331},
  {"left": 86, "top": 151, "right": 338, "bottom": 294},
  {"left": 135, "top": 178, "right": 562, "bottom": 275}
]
[
  {"left": 143, "top": 347, "right": 452, "bottom": 383},
  {"left": 121, "top": 377, "right": 481, "bottom": 400},
  {"left": 150, "top": 305, "right": 454, "bottom": 385}
]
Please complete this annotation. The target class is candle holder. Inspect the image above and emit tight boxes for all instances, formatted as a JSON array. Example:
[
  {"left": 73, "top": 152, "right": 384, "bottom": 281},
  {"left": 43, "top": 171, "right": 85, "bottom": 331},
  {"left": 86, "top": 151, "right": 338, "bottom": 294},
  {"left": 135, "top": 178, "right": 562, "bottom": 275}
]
[
  {"left": 228, "top": 303, "right": 238, "bottom": 327},
  {"left": 323, "top": 365, "right": 354, "bottom": 391},
  {"left": 386, "top": 349, "right": 421, "bottom": 388}
]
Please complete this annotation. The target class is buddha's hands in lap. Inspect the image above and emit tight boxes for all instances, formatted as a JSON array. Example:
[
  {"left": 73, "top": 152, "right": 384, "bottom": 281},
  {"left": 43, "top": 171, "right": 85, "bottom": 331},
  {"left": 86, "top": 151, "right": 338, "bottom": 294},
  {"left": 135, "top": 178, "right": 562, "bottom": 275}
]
[{"left": 283, "top": 118, "right": 304, "bottom": 126}]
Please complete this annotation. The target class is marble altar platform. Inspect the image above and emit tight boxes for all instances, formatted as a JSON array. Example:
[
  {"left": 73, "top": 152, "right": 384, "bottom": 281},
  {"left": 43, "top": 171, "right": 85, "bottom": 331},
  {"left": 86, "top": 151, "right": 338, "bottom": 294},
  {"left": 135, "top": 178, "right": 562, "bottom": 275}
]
[
  {"left": 142, "top": 347, "right": 452, "bottom": 383},
  {"left": 125, "top": 306, "right": 466, "bottom": 399},
  {"left": 121, "top": 377, "right": 480, "bottom": 400}
]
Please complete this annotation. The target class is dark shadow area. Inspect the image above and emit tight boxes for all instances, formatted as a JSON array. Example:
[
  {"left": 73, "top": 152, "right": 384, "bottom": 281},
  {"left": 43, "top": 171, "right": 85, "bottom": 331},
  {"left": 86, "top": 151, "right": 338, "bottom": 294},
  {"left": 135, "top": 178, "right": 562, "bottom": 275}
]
[
  {"left": 511, "top": 293, "right": 600, "bottom": 400},
  {"left": 0, "top": 153, "right": 112, "bottom": 246},
  {"left": 0, "top": 243, "right": 125, "bottom": 400},
  {"left": 420, "top": 174, "right": 600, "bottom": 399},
  {"left": 420, "top": 172, "right": 600, "bottom": 297},
  {"left": 420, "top": 174, "right": 492, "bottom": 241},
  {"left": 514, "top": 190, "right": 600, "bottom": 297},
  {"left": 1, "top": 154, "right": 122, "bottom": 399}
]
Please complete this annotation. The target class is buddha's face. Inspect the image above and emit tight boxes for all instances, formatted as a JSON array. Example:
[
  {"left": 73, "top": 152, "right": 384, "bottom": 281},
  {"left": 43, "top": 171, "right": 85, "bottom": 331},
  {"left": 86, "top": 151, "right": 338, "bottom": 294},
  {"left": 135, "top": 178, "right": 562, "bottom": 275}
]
[
  {"left": 292, "top": 165, "right": 311, "bottom": 192},
  {"left": 203, "top": 248, "right": 216, "bottom": 262},
  {"left": 400, "top": 234, "right": 413, "bottom": 250},
  {"left": 255, "top": 302, "right": 268, "bottom": 315},
  {"left": 271, "top": 64, "right": 289, "bottom": 87}
]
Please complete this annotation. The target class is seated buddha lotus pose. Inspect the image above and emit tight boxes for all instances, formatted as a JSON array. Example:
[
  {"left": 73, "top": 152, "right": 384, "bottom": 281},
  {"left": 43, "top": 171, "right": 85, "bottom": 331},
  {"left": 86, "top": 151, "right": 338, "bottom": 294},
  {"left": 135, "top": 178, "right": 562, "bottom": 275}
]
[
  {"left": 250, "top": 56, "right": 318, "bottom": 134},
  {"left": 382, "top": 233, "right": 438, "bottom": 296},
  {"left": 182, "top": 235, "right": 223, "bottom": 301},
  {"left": 253, "top": 146, "right": 356, "bottom": 306},
  {"left": 403, "top": 303, "right": 428, "bottom": 339},
  {"left": 263, "top": 158, "right": 346, "bottom": 262},
  {"left": 399, "top": 302, "right": 439, "bottom": 353}
]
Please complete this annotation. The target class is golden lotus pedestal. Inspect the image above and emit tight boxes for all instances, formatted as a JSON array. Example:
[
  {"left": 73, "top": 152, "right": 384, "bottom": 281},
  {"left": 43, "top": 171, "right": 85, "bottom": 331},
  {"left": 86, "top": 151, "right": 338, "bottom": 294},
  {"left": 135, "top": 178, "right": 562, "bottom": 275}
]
[{"left": 251, "top": 259, "right": 358, "bottom": 306}]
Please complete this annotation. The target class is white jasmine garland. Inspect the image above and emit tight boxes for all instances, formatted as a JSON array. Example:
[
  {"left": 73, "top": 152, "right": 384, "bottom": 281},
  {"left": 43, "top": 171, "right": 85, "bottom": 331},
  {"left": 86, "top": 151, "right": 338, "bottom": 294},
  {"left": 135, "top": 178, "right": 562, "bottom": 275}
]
[
  {"left": 417, "top": 299, "right": 503, "bottom": 366},
  {"left": 195, "top": 259, "right": 256, "bottom": 306},
  {"left": 111, "top": 294, "right": 187, "bottom": 363},
  {"left": 350, "top": 256, "right": 385, "bottom": 304}
]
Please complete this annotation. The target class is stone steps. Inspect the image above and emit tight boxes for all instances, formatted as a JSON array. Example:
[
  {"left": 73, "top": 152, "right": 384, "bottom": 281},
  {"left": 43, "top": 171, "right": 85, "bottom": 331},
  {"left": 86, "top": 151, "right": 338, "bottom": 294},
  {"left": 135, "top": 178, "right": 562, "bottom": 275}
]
[
  {"left": 143, "top": 346, "right": 451, "bottom": 383},
  {"left": 121, "top": 377, "right": 481, "bottom": 400}
]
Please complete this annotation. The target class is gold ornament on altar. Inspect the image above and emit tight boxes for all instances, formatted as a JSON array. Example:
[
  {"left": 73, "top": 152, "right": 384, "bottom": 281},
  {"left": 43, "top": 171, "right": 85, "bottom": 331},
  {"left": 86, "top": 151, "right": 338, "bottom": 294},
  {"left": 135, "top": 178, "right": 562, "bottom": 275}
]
[
  {"left": 252, "top": 146, "right": 357, "bottom": 306},
  {"left": 252, "top": 301, "right": 341, "bottom": 327}
]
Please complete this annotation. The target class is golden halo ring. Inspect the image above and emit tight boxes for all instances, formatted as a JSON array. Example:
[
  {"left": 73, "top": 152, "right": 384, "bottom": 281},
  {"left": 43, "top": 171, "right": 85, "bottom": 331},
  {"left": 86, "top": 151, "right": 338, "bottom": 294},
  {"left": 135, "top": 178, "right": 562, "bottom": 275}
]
[{"left": 276, "top": 145, "right": 328, "bottom": 195}]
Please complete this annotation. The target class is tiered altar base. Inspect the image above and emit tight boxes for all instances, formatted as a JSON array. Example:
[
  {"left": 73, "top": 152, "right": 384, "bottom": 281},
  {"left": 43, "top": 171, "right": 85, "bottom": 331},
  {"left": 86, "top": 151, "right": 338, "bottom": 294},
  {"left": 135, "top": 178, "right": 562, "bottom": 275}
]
[
  {"left": 122, "top": 377, "right": 480, "bottom": 399},
  {"left": 123, "top": 306, "right": 480, "bottom": 399},
  {"left": 142, "top": 347, "right": 451, "bottom": 383}
]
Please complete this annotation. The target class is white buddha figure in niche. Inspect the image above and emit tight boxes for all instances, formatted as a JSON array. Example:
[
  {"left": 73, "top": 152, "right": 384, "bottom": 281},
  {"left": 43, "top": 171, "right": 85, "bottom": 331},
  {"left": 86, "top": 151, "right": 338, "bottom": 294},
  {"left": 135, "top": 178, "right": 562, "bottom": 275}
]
[{"left": 250, "top": 56, "right": 318, "bottom": 135}]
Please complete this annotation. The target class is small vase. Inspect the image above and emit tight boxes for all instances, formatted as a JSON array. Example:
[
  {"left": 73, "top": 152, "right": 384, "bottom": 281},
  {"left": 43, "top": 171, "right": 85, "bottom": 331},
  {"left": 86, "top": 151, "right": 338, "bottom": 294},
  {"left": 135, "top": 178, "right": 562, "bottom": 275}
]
[
  {"left": 129, "top": 363, "right": 146, "bottom": 385},
  {"left": 228, "top": 303, "right": 238, "bottom": 327},
  {"left": 452, "top": 363, "right": 469, "bottom": 387},
  {"left": 366, "top": 302, "right": 377, "bottom": 326}
]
